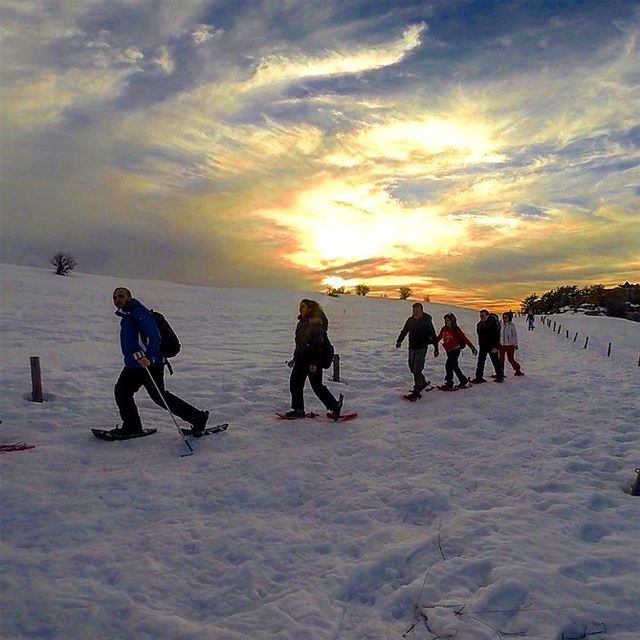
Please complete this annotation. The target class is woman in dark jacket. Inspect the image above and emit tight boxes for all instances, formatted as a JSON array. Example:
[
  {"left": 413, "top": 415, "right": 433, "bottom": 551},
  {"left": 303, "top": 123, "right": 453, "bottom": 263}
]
[{"left": 285, "top": 299, "right": 341, "bottom": 419}]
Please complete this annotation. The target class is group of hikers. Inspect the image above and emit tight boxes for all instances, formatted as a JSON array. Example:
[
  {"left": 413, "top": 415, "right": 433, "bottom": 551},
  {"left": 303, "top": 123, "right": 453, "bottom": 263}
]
[
  {"left": 396, "top": 302, "right": 525, "bottom": 401},
  {"left": 104, "top": 288, "right": 526, "bottom": 440}
]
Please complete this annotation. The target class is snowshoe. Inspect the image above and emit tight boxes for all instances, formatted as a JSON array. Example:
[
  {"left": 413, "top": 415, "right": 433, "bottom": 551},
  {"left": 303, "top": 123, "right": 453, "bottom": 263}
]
[
  {"left": 180, "top": 423, "right": 229, "bottom": 437},
  {"left": 92, "top": 427, "right": 157, "bottom": 441},
  {"left": 276, "top": 410, "right": 308, "bottom": 420}
]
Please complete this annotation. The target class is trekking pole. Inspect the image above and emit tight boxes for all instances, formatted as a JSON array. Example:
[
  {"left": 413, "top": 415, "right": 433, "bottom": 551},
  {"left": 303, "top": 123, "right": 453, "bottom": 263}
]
[{"left": 135, "top": 352, "right": 194, "bottom": 457}]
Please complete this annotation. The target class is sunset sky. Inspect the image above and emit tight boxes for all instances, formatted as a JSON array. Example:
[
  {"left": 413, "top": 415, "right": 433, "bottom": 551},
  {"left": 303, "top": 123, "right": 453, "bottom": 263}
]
[{"left": 1, "top": 0, "right": 639, "bottom": 308}]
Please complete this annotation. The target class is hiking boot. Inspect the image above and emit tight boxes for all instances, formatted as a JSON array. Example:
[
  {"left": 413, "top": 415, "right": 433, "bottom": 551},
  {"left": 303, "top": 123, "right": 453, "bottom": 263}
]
[
  {"left": 514, "top": 371, "right": 525, "bottom": 376},
  {"left": 472, "top": 377, "right": 486, "bottom": 384},
  {"left": 494, "top": 376, "right": 505, "bottom": 383},
  {"left": 190, "top": 410, "right": 210, "bottom": 435},
  {"left": 117, "top": 423, "right": 143, "bottom": 437},
  {"left": 285, "top": 409, "right": 306, "bottom": 419},
  {"left": 418, "top": 380, "right": 431, "bottom": 392},
  {"left": 457, "top": 378, "right": 470, "bottom": 388},
  {"left": 327, "top": 394, "right": 344, "bottom": 420}
]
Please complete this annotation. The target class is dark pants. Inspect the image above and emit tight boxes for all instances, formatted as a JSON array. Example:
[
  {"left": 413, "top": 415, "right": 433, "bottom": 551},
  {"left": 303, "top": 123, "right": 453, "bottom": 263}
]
[
  {"left": 475, "top": 348, "right": 504, "bottom": 380},
  {"left": 290, "top": 360, "right": 338, "bottom": 412},
  {"left": 115, "top": 364, "right": 203, "bottom": 431},
  {"left": 444, "top": 348, "right": 467, "bottom": 386},
  {"left": 408, "top": 348, "right": 428, "bottom": 391}
]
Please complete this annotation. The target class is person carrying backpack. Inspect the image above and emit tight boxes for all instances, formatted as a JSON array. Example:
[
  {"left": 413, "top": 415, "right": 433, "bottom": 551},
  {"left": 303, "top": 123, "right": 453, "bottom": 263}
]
[
  {"left": 435, "top": 313, "right": 477, "bottom": 390},
  {"left": 108, "top": 287, "right": 209, "bottom": 439},
  {"left": 284, "top": 299, "right": 342, "bottom": 419},
  {"left": 396, "top": 302, "right": 438, "bottom": 399},
  {"left": 473, "top": 309, "right": 505, "bottom": 383}
]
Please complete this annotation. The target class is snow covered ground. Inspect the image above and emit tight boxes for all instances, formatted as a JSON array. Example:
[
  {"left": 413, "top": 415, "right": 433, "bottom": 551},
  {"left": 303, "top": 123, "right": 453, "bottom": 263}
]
[{"left": 1, "top": 263, "right": 639, "bottom": 640}]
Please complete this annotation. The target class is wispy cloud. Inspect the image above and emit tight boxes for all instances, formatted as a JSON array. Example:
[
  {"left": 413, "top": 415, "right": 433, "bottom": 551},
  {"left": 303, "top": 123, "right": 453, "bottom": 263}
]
[
  {"left": 245, "top": 22, "right": 426, "bottom": 89},
  {"left": 1, "top": 1, "right": 639, "bottom": 307}
]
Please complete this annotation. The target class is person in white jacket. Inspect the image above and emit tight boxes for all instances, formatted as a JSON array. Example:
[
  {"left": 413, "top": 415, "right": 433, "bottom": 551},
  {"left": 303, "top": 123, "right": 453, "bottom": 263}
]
[{"left": 499, "top": 312, "right": 524, "bottom": 376}]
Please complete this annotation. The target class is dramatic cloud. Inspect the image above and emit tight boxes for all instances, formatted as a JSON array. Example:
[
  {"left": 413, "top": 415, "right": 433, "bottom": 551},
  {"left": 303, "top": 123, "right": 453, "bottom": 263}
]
[{"left": 1, "top": 0, "right": 639, "bottom": 308}]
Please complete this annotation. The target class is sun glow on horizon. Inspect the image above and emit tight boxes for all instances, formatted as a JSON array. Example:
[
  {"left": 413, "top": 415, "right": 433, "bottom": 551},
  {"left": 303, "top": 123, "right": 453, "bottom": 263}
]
[{"left": 322, "top": 275, "right": 357, "bottom": 289}]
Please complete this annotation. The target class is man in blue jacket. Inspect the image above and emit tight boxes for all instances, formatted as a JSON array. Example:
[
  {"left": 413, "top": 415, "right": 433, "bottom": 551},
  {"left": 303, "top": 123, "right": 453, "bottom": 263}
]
[{"left": 110, "top": 287, "right": 209, "bottom": 438}]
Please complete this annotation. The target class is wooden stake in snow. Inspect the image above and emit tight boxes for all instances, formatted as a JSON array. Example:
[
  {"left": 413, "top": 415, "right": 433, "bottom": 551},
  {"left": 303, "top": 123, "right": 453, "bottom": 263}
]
[
  {"left": 573, "top": 331, "right": 579, "bottom": 343},
  {"left": 566, "top": 329, "right": 569, "bottom": 339},
  {"left": 632, "top": 468, "right": 640, "bottom": 497},
  {"left": 30, "top": 356, "right": 43, "bottom": 403},
  {"left": 607, "top": 342, "right": 612, "bottom": 357},
  {"left": 584, "top": 336, "right": 589, "bottom": 349},
  {"left": 332, "top": 354, "right": 340, "bottom": 382}
]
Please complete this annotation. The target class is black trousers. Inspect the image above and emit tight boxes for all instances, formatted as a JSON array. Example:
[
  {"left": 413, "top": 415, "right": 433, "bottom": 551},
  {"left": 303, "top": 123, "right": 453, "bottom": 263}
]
[
  {"left": 115, "top": 364, "right": 202, "bottom": 431},
  {"left": 444, "top": 348, "right": 467, "bottom": 385},
  {"left": 290, "top": 360, "right": 338, "bottom": 412},
  {"left": 475, "top": 348, "right": 504, "bottom": 380}
]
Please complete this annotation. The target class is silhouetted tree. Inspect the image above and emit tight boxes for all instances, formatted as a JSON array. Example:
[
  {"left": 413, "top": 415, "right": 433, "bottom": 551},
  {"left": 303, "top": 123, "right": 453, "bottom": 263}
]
[
  {"left": 520, "top": 293, "right": 539, "bottom": 313},
  {"left": 50, "top": 252, "right": 77, "bottom": 276},
  {"left": 399, "top": 287, "right": 412, "bottom": 300},
  {"left": 354, "top": 284, "right": 370, "bottom": 296}
]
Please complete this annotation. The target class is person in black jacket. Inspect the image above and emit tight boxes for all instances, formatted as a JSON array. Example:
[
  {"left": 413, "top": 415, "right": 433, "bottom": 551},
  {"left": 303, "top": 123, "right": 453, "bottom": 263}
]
[
  {"left": 473, "top": 309, "right": 505, "bottom": 383},
  {"left": 396, "top": 303, "right": 439, "bottom": 399},
  {"left": 285, "top": 299, "right": 341, "bottom": 419}
]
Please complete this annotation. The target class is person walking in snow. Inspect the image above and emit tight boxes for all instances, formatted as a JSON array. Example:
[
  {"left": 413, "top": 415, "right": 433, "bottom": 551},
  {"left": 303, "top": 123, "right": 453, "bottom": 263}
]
[
  {"left": 284, "top": 299, "right": 342, "bottom": 419},
  {"left": 109, "top": 287, "right": 209, "bottom": 438},
  {"left": 435, "top": 313, "right": 477, "bottom": 390},
  {"left": 473, "top": 309, "right": 505, "bottom": 384},
  {"left": 499, "top": 311, "right": 524, "bottom": 376},
  {"left": 526, "top": 312, "right": 535, "bottom": 331},
  {"left": 396, "top": 302, "right": 438, "bottom": 399}
]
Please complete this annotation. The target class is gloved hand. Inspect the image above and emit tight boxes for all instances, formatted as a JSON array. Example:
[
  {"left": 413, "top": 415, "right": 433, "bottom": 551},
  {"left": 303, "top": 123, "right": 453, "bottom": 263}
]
[
  {"left": 515, "top": 345, "right": 519, "bottom": 350},
  {"left": 287, "top": 359, "right": 295, "bottom": 368},
  {"left": 395, "top": 342, "right": 401, "bottom": 349},
  {"left": 134, "top": 351, "right": 151, "bottom": 368},
  {"left": 471, "top": 347, "right": 478, "bottom": 356}
]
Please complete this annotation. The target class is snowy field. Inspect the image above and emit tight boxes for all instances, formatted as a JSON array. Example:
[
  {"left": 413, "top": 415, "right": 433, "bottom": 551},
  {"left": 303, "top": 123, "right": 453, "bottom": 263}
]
[{"left": 1, "top": 263, "right": 639, "bottom": 640}]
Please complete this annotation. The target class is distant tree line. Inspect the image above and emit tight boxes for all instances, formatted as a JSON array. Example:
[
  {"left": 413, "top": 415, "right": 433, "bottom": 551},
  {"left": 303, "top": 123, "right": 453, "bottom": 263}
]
[
  {"left": 327, "top": 284, "right": 417, "bottom": 300},
  {"left": 521, "top": 282, "right": 640, "bottom": 320}
]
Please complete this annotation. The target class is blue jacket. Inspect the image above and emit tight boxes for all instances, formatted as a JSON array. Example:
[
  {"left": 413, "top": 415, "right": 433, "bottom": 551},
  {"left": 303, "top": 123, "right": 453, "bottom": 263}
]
[{"left": 116, "top": 298, "right": 162, "bottom": 368}]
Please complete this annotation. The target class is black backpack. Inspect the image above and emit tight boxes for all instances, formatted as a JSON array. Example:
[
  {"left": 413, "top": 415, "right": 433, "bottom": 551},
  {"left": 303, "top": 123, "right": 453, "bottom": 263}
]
[
  {"left": 321, "top": 331, "right": 335, "bottom": 369},
  {"left": 151, "top": 310, "right": 181, "bottom": 358}
]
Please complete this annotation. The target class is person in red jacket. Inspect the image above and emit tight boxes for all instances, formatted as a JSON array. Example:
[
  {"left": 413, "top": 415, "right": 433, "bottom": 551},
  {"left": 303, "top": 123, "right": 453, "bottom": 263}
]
[{"left": 435, "top": 313, "right": 478, "bottom": 390}]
